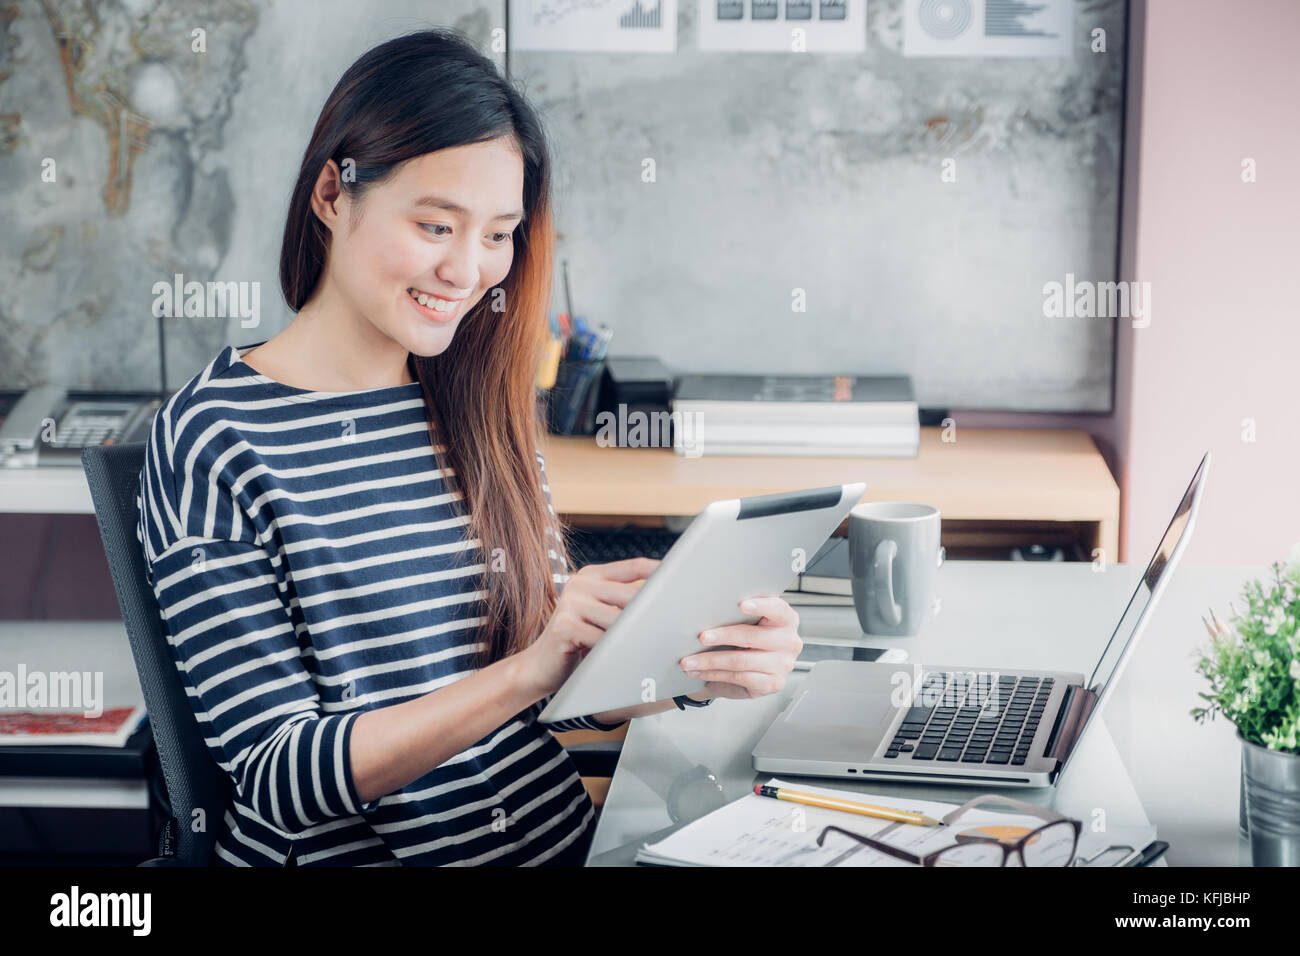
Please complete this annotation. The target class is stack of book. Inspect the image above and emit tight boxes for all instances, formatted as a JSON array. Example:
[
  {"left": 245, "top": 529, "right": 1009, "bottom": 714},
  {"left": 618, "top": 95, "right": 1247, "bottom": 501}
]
[
  {"left": 783, "top": 537, "right": 854, "bottom": 607},
  {"left": 670, "top": 373, "right": 919, "bottom": 458},
  {"left": 0, "top": 705, "right": 147, "bottom": 747}
]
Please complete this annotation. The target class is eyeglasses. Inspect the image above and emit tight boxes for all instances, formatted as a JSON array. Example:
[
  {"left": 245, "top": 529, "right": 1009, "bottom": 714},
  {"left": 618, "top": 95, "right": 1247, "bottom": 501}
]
[{"left": 815, "top": 794, "right": 1082, "bottom": 867}]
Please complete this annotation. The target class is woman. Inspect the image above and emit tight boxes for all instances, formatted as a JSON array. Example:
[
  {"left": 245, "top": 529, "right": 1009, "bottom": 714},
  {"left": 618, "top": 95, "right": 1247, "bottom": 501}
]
[{"left": 137, "top": 28, "right": 802, "bottom": 866}]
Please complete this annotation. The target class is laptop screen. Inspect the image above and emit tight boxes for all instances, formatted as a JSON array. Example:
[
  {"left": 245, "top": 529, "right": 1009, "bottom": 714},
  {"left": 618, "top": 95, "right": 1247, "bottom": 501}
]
[{"left": 1087, "top": 453, "right": 1209, "bottom": 701}]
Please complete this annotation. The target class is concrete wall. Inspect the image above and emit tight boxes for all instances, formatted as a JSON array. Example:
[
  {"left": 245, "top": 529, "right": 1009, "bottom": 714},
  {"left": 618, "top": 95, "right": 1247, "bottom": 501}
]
[{"left": 958, "top": 0, "right": 1300, "bottom": 566}]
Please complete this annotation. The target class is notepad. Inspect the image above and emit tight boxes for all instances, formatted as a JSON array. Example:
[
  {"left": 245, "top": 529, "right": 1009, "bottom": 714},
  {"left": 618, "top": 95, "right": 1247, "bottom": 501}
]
[{"left": 634, "top": 778, "right": 1156, "bottom": 867}]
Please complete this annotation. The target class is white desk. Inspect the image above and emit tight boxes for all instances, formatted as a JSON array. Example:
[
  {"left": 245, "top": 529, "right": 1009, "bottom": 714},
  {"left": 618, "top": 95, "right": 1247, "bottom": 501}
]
[
  {"left": 587, "top": 561, "right": 1264, "bottom": 866},
  {"left": 0, "top": 566, "right": 1265, "bottom": 863},
  {"left": 0, "top": 466, "right": 94, "bottom": 513}
]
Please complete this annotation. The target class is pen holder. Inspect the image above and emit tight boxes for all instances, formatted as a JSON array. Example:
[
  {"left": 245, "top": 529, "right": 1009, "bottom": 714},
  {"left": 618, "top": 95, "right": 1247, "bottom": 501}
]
[{"left": 545, "top": 357, "right": 606, "bottom": 436}]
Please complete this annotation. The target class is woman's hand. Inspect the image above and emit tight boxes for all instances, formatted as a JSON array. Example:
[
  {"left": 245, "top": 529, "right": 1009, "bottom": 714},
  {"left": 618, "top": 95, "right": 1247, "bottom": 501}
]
[
  {"left": 520, "top": 556, "right": 660, "bottom": 699},
  {"left": 678, "top": 596, "right": 803, "bottom": 701}
]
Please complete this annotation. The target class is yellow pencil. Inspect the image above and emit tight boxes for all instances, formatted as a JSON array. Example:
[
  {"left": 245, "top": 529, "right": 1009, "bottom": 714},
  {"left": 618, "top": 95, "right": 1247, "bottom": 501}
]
[
  {"left": 754, "top": 783, "right": 942, "bottom": 827},
  {"left": 536, "top": 335, "right": 563, "bottom": 390}
]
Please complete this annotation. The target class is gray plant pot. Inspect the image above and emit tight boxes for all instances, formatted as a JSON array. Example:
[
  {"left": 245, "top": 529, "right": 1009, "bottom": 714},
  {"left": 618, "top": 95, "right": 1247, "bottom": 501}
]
[
  {"left": 1239, "top": 729, "right": 1300, "bottom": 866},
  {"left": 1239, "top": 747, "right": 1249, "bottom": 840}
]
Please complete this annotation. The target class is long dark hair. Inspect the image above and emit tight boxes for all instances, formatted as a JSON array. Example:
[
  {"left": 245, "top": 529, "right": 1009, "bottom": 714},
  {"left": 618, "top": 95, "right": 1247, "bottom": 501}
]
[{"left": 279, "top": 28, "right": 566, "bottom": 670}]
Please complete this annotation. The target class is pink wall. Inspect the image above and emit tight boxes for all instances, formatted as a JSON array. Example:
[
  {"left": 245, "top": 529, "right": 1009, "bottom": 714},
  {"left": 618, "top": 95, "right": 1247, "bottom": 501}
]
[
  {"left": 1119, "top": 0, "right": 1300, "bottom": 565},
  {"left": 958, "top": 0, "right": 1300, "bottom": 566}
]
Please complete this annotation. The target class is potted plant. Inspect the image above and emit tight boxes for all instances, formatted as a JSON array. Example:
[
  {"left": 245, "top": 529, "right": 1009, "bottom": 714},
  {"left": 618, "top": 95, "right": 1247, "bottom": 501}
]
[{"left": 1193, "top": 557, "right": 1300, "bottom": 866}]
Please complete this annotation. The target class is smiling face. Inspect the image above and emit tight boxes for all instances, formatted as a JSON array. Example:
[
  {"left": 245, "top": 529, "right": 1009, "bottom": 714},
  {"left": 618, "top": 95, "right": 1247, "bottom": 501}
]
[{"left": 326, "top": 137, "right": 526, "bottom": 358}]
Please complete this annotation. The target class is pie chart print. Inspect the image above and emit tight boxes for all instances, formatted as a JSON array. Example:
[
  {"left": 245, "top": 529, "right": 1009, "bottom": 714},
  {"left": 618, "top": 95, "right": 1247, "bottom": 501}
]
[{"left": 918, "top": 0, "right": 973, "bottom": 40}]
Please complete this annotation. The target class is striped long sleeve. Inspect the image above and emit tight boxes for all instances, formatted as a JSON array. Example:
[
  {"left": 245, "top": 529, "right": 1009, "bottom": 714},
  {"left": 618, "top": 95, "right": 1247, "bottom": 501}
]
[
  {"left": 132, "top": 344, "right": 598, "bottom": 865},
  {"left": 146, "top": 535, "right": 376, "bottom": 831},
  {"left": 532, "top": 449, "right": 626, "bottom": 733},
  {"left": 139, "top": 417, "right": 377, "bottom": 835}
]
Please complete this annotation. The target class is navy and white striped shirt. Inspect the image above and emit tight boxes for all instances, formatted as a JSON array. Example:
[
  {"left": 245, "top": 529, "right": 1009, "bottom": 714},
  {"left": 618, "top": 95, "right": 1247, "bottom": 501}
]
[{"left": 136, "top": 344, "right": 619, "bottom": 866}]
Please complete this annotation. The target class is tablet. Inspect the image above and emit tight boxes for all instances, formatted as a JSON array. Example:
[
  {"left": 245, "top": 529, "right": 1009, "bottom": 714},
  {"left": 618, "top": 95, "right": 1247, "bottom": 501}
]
[{"left": 538, "top": 482, "right": 866, "bottom": 723}]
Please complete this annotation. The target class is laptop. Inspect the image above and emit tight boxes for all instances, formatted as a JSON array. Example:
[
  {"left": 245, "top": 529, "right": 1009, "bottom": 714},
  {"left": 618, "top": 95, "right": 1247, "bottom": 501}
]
[{"left": 752, "top": 452, "right": 1210, "bottom": 788}]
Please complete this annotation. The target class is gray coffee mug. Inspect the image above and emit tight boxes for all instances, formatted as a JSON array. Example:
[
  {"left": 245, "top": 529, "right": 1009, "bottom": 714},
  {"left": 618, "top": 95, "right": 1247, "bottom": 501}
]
[{"left": 849, "top": 502, "right": 943, "bottom": 637}]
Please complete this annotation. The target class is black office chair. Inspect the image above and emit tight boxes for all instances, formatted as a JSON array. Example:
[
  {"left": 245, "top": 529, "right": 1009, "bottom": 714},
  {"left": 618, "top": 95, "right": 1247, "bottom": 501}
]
[
  {"left": 82, "top": 443, "right": 231, "bottom": 866},
  {"left": 82, "top": 442, "right": 619, "bottom": 867}
]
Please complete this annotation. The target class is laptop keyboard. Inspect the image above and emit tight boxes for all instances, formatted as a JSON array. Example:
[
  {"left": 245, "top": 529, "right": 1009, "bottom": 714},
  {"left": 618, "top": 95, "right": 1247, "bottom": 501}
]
[{"left": 883, "top": 672, "right": 1053, "bottom": 766}]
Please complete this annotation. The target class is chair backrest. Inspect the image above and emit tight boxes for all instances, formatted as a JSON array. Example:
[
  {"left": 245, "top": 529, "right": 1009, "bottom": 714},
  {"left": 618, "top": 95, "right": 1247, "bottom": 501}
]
[{"left": 82, "top": 443, "right": 232, "bottom": 866}]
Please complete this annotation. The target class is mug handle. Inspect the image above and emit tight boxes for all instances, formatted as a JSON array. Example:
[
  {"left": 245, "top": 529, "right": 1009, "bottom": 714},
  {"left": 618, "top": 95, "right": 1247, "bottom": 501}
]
[{"left": 873, "top": 539, "right": 903, "bottom": 627}]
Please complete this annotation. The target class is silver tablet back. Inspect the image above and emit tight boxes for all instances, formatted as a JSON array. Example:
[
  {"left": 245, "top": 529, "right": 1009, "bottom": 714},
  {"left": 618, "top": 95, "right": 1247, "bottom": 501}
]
[{"left": 539, "top": 482, "right": 867, "bottom": 722}]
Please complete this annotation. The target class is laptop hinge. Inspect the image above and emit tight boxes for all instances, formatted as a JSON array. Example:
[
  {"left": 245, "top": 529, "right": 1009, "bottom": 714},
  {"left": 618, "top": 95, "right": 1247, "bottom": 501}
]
[{"left": 1044, "top": 684, "right": 1097, "bottom": 765}]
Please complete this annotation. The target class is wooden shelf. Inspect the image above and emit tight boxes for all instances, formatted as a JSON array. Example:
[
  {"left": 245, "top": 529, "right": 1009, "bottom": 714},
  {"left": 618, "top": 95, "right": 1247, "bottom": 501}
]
[{"left": 539, "top": 426, "right": 1119, "bottom": 558}]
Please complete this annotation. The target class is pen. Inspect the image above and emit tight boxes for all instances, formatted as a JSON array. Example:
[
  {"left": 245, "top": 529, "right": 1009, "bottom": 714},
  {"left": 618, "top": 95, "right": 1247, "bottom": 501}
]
[
  {"left": 1125, "top": 841, "right": 1169, "bottom": 867},
  {"left": 536, "top": 334, "right": 563, "bottom": 390},
  {"left": 565, "top": 329, "right": 584, "bottom": 362},
  {"left": 562, "top": 259, "right": 575, "bottom": 328},
  {"left": 754, "top": 783, "right": 942, "bottom": 827}
]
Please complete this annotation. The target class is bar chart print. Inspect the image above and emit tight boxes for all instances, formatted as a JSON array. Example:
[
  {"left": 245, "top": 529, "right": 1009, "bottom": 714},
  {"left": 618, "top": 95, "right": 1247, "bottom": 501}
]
[
  {"left": 510, "top": 0, "right": 678, "bottom": 50},
  {"left": 619, "top": 0, "right": 664, "bottom": 28}
]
